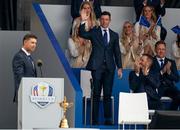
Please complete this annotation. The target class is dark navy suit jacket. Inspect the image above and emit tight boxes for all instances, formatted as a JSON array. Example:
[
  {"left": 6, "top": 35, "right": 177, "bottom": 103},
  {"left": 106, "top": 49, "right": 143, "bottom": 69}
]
[
  {"left": 79, "top": 24, "right": 122, "bottom": 71},
  {"left": 152, "top": 57, "right": 180, "bottom": 96},
  {"left": 133, "top": 0, "right": 166, "bottom": 21},
  {"left": 71, "top": 0, "right": 102, "bottom": 19},
  {"left": 12, "top": 49, "right": 37, "bottom": 102},
  {"left": 129, "top": 70, "right": 160, "bottom": 100}
]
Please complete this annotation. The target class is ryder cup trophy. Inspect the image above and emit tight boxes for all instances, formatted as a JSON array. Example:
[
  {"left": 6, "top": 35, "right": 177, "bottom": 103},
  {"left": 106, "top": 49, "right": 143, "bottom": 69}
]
[{"left": 59, "top": 96, "right": 73, "bottom": 128}]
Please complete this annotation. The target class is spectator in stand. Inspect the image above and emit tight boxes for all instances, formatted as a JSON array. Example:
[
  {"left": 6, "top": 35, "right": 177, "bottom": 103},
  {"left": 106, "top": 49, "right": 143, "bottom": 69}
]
[
  {"left": 129, "top": 54, "right": 163, "bottom": 110},
  {"left": 134, "top": 5, "right": 161, "bottom": 56},
  {"left": 152, "top": 40, "right": 180, "bottom": 110},
  {"left": 119, "top": 21, "right": 142, "bottom": 69},
  {"left": 72, "top": 1, "right": 99, "bottom": 33},
  {"left": 133, "top": 0, "right": 167, "bottom": 40},
  {"left": 67, "top": 22, "right": 92, "bottom": 68},
  {"left": 171, "top": 25, "right": 180, "bottom": 70},
  {"left": 71, "top": 0, "right": 101, "bottom": 20},
  {"left": 67, "top": 1, "right": 99, "bottom": 68}
]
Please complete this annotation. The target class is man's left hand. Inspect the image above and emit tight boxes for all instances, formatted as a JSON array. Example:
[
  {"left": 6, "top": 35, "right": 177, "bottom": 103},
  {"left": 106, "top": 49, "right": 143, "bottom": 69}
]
[{"left": 117, "top": 68, "right": 123, "bottom": 79}]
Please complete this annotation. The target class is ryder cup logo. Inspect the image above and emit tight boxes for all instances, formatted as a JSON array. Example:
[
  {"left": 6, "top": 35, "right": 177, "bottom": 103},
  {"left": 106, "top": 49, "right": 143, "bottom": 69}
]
[{"left": 30, "top": 82, "right": 55, "bottom": 108}]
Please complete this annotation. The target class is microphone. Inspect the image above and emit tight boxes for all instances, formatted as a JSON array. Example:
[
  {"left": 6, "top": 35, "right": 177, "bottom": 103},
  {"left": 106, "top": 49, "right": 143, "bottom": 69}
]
[{"left": 37, "top": 59, "right": 43, "bottom": 77}]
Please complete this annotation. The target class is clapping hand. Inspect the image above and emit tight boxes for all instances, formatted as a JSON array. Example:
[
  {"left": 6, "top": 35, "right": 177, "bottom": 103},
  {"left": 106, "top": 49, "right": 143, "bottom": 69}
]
[
  {"left": 160, "top": 0, "right": 166, "bottom": 5},
  {"left": 161, "top": 61, "right": 171, "bottom": 74},
  {"left": 143, "top": 0, "right": 147, "bottom": 6},
  {"left": 166, "top": 61, "right": 172, "bottom": 74},
  {"left": 142, "top": 66, "right": 149, "bottom": 76},
  {"left": 151, "top": 31, "right": 157, "bottom": 40},
  {"left": 134, "top": 58, "right": 141, "bottom": 74}
]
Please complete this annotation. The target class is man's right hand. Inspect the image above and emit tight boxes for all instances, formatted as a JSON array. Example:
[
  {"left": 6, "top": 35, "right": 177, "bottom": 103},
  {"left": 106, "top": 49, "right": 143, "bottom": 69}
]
[{"left": 134, "top": 58, "right": 141, "bottom": 74}]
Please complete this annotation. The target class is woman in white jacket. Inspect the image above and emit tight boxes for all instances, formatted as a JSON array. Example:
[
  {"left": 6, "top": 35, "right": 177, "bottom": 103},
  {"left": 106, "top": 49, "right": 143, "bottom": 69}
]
[
  {"left": 119, "top": 21, "right": 142, "bottom": 69},
  {"left": 134, "top": 5, "right": 161, "bottom": 56}
]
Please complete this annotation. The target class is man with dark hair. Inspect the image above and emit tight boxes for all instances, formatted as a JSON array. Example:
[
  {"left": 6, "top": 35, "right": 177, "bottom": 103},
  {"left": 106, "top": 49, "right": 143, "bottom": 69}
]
[
  {"left": 129, "top": 54, "right": 163, "bottom": 110},
  {"left": 152, "top": 40, "right": 180, "bottom": 110},
  {"left": 12, "top": 33, "right": 37, "bottom": 102},
  {"left": 79, "top": 11, "right": 122, "bottom": 125}
]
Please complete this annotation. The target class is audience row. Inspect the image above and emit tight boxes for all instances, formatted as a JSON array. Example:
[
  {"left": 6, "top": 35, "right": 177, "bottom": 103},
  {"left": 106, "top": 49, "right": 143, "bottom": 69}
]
[{"left": 67, "top": 1, "right": 180, "bottom": 70}]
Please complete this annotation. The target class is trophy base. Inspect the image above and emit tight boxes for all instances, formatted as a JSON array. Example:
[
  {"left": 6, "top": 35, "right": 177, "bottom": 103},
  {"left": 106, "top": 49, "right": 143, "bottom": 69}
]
[{"left": 59, "top": 117, "right": 69, "bottom": 128}]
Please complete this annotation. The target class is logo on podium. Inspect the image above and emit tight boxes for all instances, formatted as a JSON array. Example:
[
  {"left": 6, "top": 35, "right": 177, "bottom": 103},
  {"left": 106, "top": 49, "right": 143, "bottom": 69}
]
[{"left": 30, "top": 82, "right": 55, "bottom": 108}]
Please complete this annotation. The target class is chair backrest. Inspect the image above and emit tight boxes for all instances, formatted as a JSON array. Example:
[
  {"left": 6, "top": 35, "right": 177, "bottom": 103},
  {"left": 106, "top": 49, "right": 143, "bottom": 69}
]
[
  {"left": 118, "top": 92, "right": 149, "bottom": 124},
  {"left": 80, "top": 70, "right": 92, "bottom": 97},
  {"left": 80, "top": 70, "right": 104, "bottom": 97}
]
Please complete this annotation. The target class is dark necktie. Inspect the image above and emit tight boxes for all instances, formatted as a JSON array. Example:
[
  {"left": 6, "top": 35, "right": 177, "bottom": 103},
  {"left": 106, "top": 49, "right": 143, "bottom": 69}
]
[
  {"left": 160, "top": 59, "right": 164, "bottom": 68},
  {"left": 28, "top": 55, "right": 35, "bottom": 69},
  {"left": 103, "top": 30, "right": 108, "bottom": 46}
]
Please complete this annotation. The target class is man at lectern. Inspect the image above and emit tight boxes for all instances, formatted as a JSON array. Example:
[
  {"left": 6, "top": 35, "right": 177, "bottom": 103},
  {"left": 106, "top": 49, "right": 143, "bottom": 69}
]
[
  {"left": 79, "top": 11, "right": 122, "bottom": 125},
  {"left": 12, "top": 33, "right": 37, "bottom": 102}
]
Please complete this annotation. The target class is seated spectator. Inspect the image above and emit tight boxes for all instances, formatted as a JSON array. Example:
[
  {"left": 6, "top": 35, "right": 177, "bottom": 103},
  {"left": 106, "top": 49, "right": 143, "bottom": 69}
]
[
  {"left": 152, "top": 40, "right": 180, "bottom": 110},
  {"left": 133, "top": 0, "right": 167, "bottom": 40},
  {"left": 71, "top": 0, "right": 101, "bottom": 20},
  {"left": 134, "top": 5, "right": 161, "bottom": 56},
  {"left": 129, "top": 54, "right": 163, "bottom": 110},
  {"left": 119, "top": 21, "right": 142, "bottom": 69},
  {"left": 67, "top": 22, "right": 92, "bottom": 68}
]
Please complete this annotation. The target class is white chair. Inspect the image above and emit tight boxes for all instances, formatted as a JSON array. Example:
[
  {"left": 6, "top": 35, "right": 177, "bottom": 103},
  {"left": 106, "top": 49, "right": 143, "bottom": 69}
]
[
  {"left": 80, "top": 70, "right": 92, "bottom": 125},
  {"left": 118, "top": 92, "right": 151, "bottom": 130}
]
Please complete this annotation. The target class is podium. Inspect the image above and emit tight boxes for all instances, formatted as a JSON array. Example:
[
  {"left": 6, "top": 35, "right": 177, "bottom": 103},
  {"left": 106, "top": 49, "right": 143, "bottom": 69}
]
[{"left": 18, "top": 78, "right": 64, "bottom": 129}]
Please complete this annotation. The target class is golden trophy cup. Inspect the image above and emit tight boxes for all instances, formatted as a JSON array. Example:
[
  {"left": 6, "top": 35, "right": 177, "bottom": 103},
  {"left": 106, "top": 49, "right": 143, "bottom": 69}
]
[{"left": 59, "top": 96, "right": 73, "bottom": 128}]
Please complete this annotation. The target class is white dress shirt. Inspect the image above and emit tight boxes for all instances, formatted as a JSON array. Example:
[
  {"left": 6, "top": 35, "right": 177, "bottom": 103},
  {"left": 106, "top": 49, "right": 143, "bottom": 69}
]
[{"left": 100, "top": 26, "right": 110, "bottom": 43}]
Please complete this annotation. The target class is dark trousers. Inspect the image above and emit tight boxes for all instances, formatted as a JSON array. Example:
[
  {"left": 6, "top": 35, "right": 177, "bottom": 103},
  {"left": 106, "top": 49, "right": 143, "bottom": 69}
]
[
  {"left": 148, "top": 98, "right": 163, "bottom": 110},
  {"left": 91, "top": 63, "right": 114, "bottom": 124},
  {"left": 163, "top": 87, "right": 180, "bottom": 110}
]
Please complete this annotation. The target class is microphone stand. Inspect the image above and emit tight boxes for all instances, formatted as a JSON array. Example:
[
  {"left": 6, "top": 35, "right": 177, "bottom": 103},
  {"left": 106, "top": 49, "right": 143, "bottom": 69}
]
[{"left": 39, "top": 65, "right": 43, "bottom": 77}]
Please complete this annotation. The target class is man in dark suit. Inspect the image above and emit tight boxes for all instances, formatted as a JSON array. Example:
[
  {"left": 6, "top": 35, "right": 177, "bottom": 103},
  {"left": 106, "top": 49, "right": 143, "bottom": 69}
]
[
  {"left": 71, "top": 0, "right": 101, "bottom": 20},
  {"left": 79, "top": 11, "right": 122, "bottom": 125},
  {"left": 129, "top": 54, "right": 163, "bottom": 110},
  {"left": 152, "top": 40, "right": 180, "bottom": 110},
  {"left": 12, "top": 33, "right": 37, "bottom": 102}
]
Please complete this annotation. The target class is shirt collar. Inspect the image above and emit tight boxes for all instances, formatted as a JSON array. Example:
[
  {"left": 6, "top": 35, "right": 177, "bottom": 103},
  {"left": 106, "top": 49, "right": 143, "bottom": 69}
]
[
  {"left": 21, "top": 48, "right": 31, "bottom": 56},
  {"left": 100, "top": 26, "right": 109, "bottom": 32},
  {"left": 156, "top": 57, "right": 165, "bottom": 61}
]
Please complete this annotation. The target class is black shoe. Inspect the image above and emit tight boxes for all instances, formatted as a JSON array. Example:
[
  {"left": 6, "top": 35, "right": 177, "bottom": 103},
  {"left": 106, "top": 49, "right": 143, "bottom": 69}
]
[{"left": 104, "top": 120, "right": 113, "bottom": 125}]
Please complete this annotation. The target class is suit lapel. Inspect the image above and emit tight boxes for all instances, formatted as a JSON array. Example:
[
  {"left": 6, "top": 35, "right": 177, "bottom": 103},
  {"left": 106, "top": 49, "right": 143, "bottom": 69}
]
[
  {"left": 154, "top": 57, "right": 161, "bottom": 70},
  {"left": 20, "top": 49, "right": 35, "bottom": 71},
  {"left": 109, "top": 29, "right": 113, "bottom": 46},
  {"left": 97, "top": 27, "right": 105, "bottom": 47}
]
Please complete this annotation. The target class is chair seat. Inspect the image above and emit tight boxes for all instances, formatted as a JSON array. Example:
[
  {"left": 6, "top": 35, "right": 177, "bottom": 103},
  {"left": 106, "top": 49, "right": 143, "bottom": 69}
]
[
  {"left": 149, "top": 110, "right": 155, "bottom": 115},
  {"left": 160, "top": 96, "right": 172, "bottom": 101},
  {"left": 120, "top": 119, "right": 151, "bottom": 125}
]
